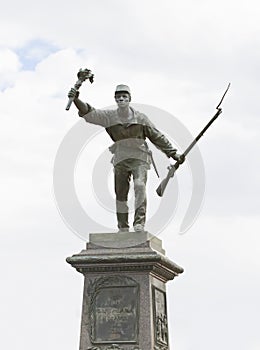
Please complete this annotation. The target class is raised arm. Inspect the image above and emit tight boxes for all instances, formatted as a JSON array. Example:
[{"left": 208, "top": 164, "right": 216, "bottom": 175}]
[
  {"left": 67, "top": 88, "right": 111, "bottom": 128},
  {"left": 68, "top": 88, "right": 89, "bottom": 116}
]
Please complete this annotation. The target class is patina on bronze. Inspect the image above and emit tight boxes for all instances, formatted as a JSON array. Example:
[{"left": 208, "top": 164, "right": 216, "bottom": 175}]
[
  {"left": 87, "top": 276, "right": 139, "bottom": 344},
  {"left": 67, "top": 74, "right": 183, "bottom": 232},
  {"left": 152, "top": 287, "right": 169, "bottom": 347}
]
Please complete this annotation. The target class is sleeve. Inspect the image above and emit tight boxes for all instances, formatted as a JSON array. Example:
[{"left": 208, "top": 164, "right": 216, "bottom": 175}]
[
  {"left": 143, "top": 118, "right": 177, "bottom": 158},
  {"left": 79, "top": 104, "right": 110, "bottom": 128}
]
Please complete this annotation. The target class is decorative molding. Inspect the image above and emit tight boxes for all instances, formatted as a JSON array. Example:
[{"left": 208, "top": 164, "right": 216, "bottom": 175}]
[
  {"left": 106, "top": 344, "right": 123, "bottom": 350},
  {"left": 77, "top": 265, "right": 178, "bottom": 282},
  {"left": 77, "top": 265, "right": 154, "bottom": 274},
  {"left": 67, "top": 252, "right": 184, "bottom": 281},
  {"left": 87, "top": 344, "right": 143, "bottom": 350}
]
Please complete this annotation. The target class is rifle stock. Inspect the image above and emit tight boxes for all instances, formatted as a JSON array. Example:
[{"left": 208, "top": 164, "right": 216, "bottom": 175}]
[
  {"left": 156, "top": 163, "right": 179, "bottom": 197},
  {"left": 156, "top": 176, "right": 170, "bottom": 197}
]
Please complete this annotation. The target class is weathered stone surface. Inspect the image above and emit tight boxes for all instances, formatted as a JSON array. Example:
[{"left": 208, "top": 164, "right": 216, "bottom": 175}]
[
  {"left": 88, "top": 231, "right": 165, "bottom": 252},
  {"left": 67, "top": 232, "right": 183, "bottom": 350}
]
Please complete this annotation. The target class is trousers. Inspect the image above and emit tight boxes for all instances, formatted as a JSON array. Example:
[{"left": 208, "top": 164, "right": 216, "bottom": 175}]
[{"left": 114, "top": 160, "right": 149, "bottom": 229}]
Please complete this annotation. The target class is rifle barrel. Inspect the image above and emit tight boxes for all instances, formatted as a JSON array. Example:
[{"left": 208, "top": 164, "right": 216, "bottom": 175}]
[{"left": 183, "top": 109, "right": 222, "bottom": 157}]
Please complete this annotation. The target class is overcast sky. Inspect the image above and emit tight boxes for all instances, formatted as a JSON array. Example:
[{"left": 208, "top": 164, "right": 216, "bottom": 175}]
[{"left": 1, "top": 1, "right": 260, "bottom": 349}]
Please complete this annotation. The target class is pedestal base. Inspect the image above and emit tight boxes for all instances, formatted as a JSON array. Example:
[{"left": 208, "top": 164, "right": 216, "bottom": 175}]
[{"left": 67, "top": 232, "right": 183, "bottom": 350}]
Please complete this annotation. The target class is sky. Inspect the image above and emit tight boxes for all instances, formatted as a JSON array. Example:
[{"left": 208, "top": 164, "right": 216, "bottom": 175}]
[{"left": 1, "top": 0, "right": 260, "bottom": 349}]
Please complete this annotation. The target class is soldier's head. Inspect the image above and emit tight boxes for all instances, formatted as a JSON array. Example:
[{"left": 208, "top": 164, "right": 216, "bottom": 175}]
[{"left": 114, "top": 84, "right": 131, "bottom": 107}]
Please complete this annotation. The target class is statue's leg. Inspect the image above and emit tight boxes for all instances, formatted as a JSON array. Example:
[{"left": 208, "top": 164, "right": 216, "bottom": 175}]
[
  {"left": 132, "top": 164, "right": 148, "bottom": 231},
  {"left": 114, "top": 165, "right": 131, "bottom": 230}
]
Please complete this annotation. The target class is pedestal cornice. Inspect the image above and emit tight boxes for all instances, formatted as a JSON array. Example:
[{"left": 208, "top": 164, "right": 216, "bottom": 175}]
[{"left": 66, "top": 232, "right": 184, "bottom": 282}]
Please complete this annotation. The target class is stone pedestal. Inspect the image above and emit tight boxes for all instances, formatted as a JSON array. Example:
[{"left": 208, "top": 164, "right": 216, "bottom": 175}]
[{"left": 66, "top": 232, "right": 184, "bottom": 350}]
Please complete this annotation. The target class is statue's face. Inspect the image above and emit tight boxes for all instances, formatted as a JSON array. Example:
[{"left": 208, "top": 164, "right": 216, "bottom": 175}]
[{"left": 115, "top": 93, "right": 130, "bottom": 108}]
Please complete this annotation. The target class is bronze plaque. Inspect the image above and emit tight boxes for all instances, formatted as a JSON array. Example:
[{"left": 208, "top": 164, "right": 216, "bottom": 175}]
[
  {"left": 152, "top": 286, "right": 168, "bottom": 347},
  {"left": 88, "top": 276, "right": 139, "bottom": 344}
]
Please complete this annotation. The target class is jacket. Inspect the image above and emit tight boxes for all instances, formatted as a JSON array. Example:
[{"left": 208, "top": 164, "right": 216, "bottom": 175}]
[{"left": 80, "top": 106, "right": 177, "bottom": 166}]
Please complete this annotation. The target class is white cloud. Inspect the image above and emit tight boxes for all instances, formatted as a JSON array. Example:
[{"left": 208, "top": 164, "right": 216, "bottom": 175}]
[{"left": 0, "top": 49, "right": 21, "bottom": 89}]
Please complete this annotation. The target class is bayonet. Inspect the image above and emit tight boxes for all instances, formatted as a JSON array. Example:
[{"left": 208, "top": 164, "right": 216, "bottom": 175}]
[{"left": 156, "top": 83, "right": 231, "bottom": 197}]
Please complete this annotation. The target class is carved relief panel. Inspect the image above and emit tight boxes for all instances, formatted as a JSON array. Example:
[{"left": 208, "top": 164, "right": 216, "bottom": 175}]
[{"left": 152, "top": 286, "right": 169, "bottom": 349}]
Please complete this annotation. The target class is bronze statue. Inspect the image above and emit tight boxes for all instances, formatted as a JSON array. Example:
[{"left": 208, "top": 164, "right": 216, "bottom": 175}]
[{"left": 67, "top": 69, "right": 184, "bottom": 232}]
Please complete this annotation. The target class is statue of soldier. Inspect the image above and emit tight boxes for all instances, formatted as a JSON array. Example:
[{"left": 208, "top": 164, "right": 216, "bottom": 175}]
[{"left": 68, "top": 84, "right": 184, "bottom": 232}]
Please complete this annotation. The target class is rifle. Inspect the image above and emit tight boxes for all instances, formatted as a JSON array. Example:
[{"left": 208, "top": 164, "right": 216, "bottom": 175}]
[
  {"left": 65, "top": 68, "right": 94, "bottom": 111},
  {"left": 156, "top": 83, "right": 231, "bottom": 197}
]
